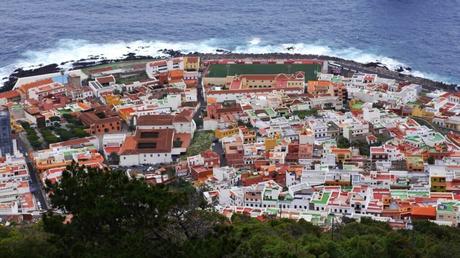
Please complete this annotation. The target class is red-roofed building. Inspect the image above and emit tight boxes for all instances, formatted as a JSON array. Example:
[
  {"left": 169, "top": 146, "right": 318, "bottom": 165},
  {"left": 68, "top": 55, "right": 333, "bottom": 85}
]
[
  {"left": 119, "top": 129, "right": 175, "bottom": 166},
  {"left": 95, "top": 75, "right": 116, "bottom": 86},
  {"left": 0, "top": 90, "right": 20, "bottom": 104},
  {"left": 411, "top": 206, "right": 436, "bottom": 220},
  {"left": 79, "top": 106, "right": 122, "bottom": 135}
]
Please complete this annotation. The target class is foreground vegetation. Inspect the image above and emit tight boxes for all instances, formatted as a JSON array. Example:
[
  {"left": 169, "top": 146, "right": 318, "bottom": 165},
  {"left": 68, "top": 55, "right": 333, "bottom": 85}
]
[{"left": 1, "top": 164, "right": 460, "bottom": 258}]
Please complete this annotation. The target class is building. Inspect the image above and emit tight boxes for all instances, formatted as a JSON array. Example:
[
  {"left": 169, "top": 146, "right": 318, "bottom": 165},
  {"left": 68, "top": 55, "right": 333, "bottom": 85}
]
[
  {"left": 135, "top": 110, "right": 196, "bottom": 135},
  {"left": 31, "top": 136, "right": 101, "bottom": 173},
  {"left": 119, "top": 129, "right": 175, "bottom": 166},
  {"left": 88, "top": 75, "right": 119, "bottom": 97},
  {"left": 146, "top": 58, "right": 184, "bottom": 80},
  {"left": 79, "top": 106, "right": 122, "bottom": 135},
  {"left": 184, "top": 56, "right": 200, "bottom": 71},
  {"left": 0, "top": 154, "right": 36, "bottom": 214},
  {"left": 0, "top": 107, "right": 13, "bottom": 156},
  {"left": 28, "top": 82, "right": 66, "bottom": 101}
]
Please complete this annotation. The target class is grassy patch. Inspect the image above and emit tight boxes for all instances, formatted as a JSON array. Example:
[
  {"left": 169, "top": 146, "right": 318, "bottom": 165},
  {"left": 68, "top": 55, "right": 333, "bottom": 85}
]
[
  {"left": 116, "top": 72, "right": 149, "bottom": 85},
  {"left": 20, "top": 121, "right": 43, "bottom": 150},
  {"left": 183, "top": 131, "right": 214, "bottom": 159},
  {"left": 40, "top": 128, "right": 59, "bottom": 144},
  {"left": 207, "top": 63, "right": 321, "bottom": 82},
  {"left": 292, "top": 108, "right": 318, "bottom": 119}
]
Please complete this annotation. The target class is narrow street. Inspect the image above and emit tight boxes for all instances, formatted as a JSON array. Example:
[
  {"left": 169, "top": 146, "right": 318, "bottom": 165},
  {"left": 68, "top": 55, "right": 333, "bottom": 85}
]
[
  {"left": 192, "top": 74, "right": 206, "bottom": 129},
  {"left": 212, "top": 140, "right": 226, "bottom": 166},
  {"left": 195, "top": 72, "right": 226, "bottom": 166},
  {"left": 17, "top": 133, "right": 49, "bottom": 210}
]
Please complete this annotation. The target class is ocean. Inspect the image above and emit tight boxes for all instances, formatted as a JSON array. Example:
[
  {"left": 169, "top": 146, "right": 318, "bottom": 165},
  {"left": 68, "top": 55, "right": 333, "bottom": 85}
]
[{"left": 1, "top": 0, "right": 459, "bottom": 85}]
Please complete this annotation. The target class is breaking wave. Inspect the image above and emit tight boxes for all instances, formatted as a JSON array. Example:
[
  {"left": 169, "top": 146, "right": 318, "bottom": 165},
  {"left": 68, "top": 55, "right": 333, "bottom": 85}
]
[{"left": 0, "top": 38, "right": 455, "bottom": 86}]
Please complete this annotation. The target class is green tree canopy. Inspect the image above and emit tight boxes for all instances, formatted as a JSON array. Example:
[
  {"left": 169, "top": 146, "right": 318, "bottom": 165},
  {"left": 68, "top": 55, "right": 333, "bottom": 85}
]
[{"left": 43, "top": 163, "right": 223, "bottom": 258}]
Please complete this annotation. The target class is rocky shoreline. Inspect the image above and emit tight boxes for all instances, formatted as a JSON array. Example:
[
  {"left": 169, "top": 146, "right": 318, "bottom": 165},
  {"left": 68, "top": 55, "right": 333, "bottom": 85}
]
[
  {"left": 193, "top": 53, "right": 457, "bottom": 92},
  {"left": 1, "top": 52, "right": 456, "bottom": 93}
]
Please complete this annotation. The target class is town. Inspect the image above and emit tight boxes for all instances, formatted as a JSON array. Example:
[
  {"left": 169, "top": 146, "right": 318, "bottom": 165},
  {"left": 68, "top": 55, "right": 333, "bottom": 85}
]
[{"left": 1, "top": 55, "right": 460, "bottom": 229}]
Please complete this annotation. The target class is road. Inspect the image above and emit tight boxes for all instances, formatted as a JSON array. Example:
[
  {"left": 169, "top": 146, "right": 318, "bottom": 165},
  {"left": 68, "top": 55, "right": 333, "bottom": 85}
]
[
  {"left": 192, "top": 73, "right": 206, "bottom": 129},
  {"left": 335, "top": 61, "right": 450, "bottom": 93},
  {"left": 212, "top": 140, "right": 226, "bottom": 166},
  {"left": 17, "top": 133, "right": 50, "bottom": 210},
  {"left": 193, "top": 72, "right": 226, "bottom": 166}
]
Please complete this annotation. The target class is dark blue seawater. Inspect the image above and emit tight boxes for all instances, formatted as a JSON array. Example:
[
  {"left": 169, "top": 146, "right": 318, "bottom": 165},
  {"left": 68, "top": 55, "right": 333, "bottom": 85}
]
[{"left": 1, "top": 0, "right": 459, "bottom": 84}]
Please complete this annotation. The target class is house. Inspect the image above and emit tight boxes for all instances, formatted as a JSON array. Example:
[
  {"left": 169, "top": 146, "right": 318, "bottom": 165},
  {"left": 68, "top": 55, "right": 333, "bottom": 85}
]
[
  {"left": 32, "top": 136, "right": 102, "bottom": 173},
  {"left": 411, "top": 206, "right": 436, "bottom": 220},
  {"left": 119, "top": 129, "right": 175, "bottom": 166},
  {"left": 89, "top": 76, "right": 119, "bottom": 97},
  {"left": 330, "top": 148, "right": 352, "bottom": 163},
  {"left": 184, "top": 56, "right": 200, "bottom": 71},
  {"left": 146, "top": 58, "right": 184, "bottom": 79},
  {"left": 102, "top": 133, "right": 126, "bottom": 157},
  {"left": 136, "top": 110, "right": 196, "bottom": 135},
  {"left": 79, "top": 106, "right": 122, "bottom": 135},
  {"left": 0, "top": 90, "right": 21, "bottom": 105},
  {"left": 224, "top": 141, "right": 245, "bottom": 167}
]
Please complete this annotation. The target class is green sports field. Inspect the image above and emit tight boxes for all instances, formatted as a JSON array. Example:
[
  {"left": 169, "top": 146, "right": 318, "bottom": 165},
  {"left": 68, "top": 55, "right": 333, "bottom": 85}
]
[{"left": 206, "top": 63, "right": 321, "bottom": 82}]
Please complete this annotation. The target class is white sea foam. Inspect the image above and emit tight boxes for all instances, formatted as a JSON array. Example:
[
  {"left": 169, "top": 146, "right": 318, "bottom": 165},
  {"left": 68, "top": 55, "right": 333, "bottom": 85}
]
[
  {"left": 0, "top": 38, "right": 455, "bottom": 86},
  {"left": 249, "top": 37, "right": 261, "bottom": 46}
]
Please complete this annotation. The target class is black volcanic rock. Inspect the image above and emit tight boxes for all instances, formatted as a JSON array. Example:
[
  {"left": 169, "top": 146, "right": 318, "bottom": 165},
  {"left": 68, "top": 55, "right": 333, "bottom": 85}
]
[
  {"left": 0, "top": 64, "right": 60, "bottom": 92},
  {"left": 396, "top": 66, "right": 405, "bottom": 72}
]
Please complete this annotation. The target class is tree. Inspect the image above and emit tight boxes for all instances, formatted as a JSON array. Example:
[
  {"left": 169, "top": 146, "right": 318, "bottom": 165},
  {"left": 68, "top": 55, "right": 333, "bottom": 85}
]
[
  {"left": 108, "top": 152, "right": 120, "bottom": 165},
  {"left": 40, "top": 129, "right": 59, "bottom": 144},
  {"left": 72, "top": 127, "right": 89, "bottom": 138},
  {"left": 55, "top": 128, "right": 72, "bottom": 141},
  {"left": 351, "top": 140, "right": 371, "bottom": 156},
  {"left": 292, "top": 109, "right": 318, "bottom": 119},
  {"left": 49, "top": 116, "right": 61, "bottom": 123},
  {"left": 337, "top": 136, "right": 350, "bottom": 148},
  {"left": 43, "top": 163, "right": 223, "bottom": 258},
  {"left": 427, "top": 156, "right": 435, "bottom": 165},
  {"left": 19, "top": 121, "right": 30, "bottom": 130},
  {"left": 173, "top": 139, "right": 183, "bottom": 148},
  {"left": 62, "top": 113, "right": 73, "bottom": 121},
  {"left": 0, "top": 224, "right": 58, "bottom": 258}
]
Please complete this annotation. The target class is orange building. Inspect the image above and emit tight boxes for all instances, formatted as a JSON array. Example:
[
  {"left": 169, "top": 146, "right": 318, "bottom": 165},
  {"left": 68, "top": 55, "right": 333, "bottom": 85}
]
[
  {"left": 307, "top": 80, "right": 347, "bottom": 102},
  {"left": 79, "top": 106, "right": 122, "bottom": 135},
  {"left": 411, "top": 206, "right": 436, "bottom": 220},
  {"left": 330, "top": 148, "right": 352, "bottom": 163}
]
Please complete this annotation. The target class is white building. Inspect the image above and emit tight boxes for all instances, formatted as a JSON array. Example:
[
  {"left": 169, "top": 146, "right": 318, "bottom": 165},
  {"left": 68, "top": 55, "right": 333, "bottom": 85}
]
[{"left": 119, "top": 129, "right": 177, "bottom": 166}]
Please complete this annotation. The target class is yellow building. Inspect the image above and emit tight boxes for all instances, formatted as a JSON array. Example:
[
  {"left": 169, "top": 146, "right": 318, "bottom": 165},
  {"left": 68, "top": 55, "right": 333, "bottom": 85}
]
[
  {"left": 265, "top": 133, "right": 280, "bottom": 151},
  {"left": 117, "top": 107, "right": 135, "bottom": 123},
  {"left": 104, "top": 94, "right": 122, "bottom": 106},
  {"left": 411, "top": 106, "right": 434, "bottom": 120},
  {"left": 406, "top": 155, "right": 424, "bottom": 172},
  {"left": 330, "top": 148, "right": 352, "bottom": 163},
  {"left": 215, "top": 127, "right": 239, "bottom": 139},
  {"left": 431, "top": 176, "right": 447, "bottom": 192},
  {"left": 184, "top": 56, "right": 200, "bottom": 71}
]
